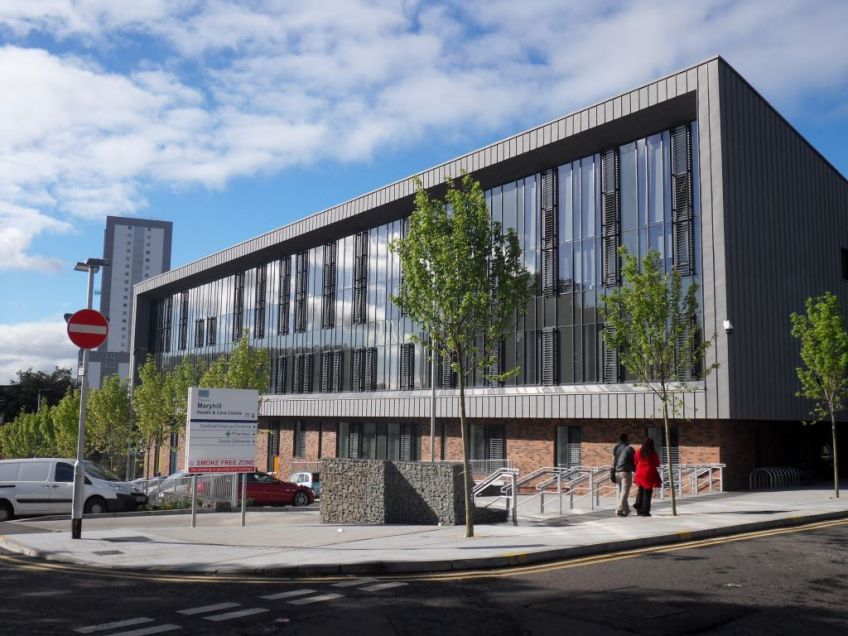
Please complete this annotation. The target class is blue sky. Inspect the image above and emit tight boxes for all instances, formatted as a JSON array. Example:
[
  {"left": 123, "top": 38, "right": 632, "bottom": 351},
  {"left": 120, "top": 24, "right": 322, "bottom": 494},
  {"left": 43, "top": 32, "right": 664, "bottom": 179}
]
[{"left": 0, "top": 0, "right": 847, "bottom": 382}]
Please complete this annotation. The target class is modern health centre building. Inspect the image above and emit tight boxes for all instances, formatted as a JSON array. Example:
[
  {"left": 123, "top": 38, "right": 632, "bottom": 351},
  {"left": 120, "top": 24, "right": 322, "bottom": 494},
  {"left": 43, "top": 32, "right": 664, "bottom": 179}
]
[{"left": 131, "top": 57, "right": 847, "bottom": 489}]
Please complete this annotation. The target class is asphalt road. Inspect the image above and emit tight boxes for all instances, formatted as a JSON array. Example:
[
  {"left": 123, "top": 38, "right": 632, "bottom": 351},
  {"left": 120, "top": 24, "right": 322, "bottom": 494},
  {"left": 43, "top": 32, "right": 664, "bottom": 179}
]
[{"left": 1, "top": 519, "right": 846, "bottom": 635}]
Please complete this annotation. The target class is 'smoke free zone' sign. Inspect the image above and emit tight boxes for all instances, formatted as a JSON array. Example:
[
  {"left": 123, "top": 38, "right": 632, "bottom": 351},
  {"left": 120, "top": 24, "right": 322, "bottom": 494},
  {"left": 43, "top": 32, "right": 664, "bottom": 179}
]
[{"left": 185, "top": 387, "right": 259, "bottom": 473}]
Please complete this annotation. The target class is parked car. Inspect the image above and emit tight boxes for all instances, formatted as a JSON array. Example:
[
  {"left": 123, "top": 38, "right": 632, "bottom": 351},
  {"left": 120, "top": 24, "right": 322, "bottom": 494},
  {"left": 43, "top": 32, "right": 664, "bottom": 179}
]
[
  {"left": 243, "top": 472, "right": 314, "bottom": 507},
  {"left": 0, "top": 458, "right": 148, "bottom": 521},
  {"left": 288, "top": 471, "right": 321, "bottom": 498}
]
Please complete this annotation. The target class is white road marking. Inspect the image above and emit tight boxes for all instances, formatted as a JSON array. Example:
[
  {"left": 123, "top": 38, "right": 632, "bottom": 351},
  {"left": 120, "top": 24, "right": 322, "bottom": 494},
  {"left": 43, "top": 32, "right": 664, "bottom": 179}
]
[
  {"left": 260, "top": 588, "right": 315, "bottom": 600},
  {"left": 110, "top": 625, "right": 181, "bottom": 636},
  {"left": 361, "top": 582, "right": 409, "bottom": 592},
  {"left": 331, "top": 578, "right": 379, "bottom": 588},
  {"left": 75, "top": 617, "right": 155, "bottom": 633},
  {"left": 288, "top": 593, "right": 344, "bottom": 605},
  {"left": 177, "top": 602, "right": 241, "bottom": 615},
  {"left": 203, "top": 608, "right": 269, "bottom": 622}
]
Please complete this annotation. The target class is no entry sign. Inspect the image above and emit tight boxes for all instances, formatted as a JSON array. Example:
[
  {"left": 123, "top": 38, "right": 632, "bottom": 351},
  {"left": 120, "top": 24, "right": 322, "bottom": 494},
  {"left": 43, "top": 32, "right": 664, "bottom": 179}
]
[{"left": 67, "top": 309, "right": 109, "bottom": 349}]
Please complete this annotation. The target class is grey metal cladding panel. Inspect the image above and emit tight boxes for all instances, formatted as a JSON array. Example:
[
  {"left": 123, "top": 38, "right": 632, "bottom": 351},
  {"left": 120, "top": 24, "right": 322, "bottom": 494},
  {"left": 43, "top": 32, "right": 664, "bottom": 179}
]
[
  {"left": 719, "top": 61, "right": 848, "bottom": 422},
  {"left": 648, "top": 82, "right": 658, "bottom": 106}
]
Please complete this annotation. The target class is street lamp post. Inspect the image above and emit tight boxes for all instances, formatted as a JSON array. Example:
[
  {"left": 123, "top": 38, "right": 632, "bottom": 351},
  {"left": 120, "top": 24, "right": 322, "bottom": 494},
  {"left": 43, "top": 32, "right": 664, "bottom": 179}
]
[{"left": 70, "top": 257, "right": 108, "bottom": 540}]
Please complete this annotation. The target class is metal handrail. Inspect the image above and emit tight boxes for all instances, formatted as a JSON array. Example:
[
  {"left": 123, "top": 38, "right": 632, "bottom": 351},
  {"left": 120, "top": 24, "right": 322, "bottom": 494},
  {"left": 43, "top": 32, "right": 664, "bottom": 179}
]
[{"left": 472, "top": 466, "right": 519, "bottom": 496}]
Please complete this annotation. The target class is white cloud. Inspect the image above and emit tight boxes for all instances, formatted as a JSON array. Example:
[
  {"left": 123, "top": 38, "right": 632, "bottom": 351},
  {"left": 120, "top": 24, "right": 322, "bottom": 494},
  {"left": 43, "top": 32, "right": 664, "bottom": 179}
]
[
  {"left": 0, "top": 0, "right": 845, "bottom": 274},
  {"left": 0, "top": 320, "right": 78, "bottom": 383}
]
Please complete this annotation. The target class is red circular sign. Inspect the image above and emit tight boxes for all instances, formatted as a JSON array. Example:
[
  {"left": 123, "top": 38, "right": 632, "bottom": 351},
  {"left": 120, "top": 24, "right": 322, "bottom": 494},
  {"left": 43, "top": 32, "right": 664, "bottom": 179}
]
[{"left": 67, "top": 309, "right": 109, "bottom": 349}]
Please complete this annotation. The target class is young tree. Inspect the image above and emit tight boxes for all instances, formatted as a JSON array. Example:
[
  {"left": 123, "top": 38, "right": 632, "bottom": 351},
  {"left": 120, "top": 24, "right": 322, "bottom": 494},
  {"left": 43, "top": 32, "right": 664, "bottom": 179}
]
[
  {"left": 87, "top": 375, "right": 133, "bottom": 469},
  {"left": 601, "top": 248, "right": 715, "bottom": 516},
  {"left": 791, "top": 292, "right": 848, "bottom": 498},
  {"left": 53, "top": 388, "right": 82, "bottom": 458},
  {"left": 0, "top": 405, "right": 56, "bottom": 458},
  {"left": 133, "top": 356, "right": 171, "bottom": 475},
  {"left": 199, "top": 334, "right": 269, "bottom": 391},
  {"left": 390, "top": 174, "right": 532, "bottom": 538}
]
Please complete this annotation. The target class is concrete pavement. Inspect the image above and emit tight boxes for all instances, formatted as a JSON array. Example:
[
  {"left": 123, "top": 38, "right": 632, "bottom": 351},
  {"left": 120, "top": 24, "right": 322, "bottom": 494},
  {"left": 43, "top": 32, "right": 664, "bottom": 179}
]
[{"left": 1, "top": 486, "right": 846, "bottom": 576}]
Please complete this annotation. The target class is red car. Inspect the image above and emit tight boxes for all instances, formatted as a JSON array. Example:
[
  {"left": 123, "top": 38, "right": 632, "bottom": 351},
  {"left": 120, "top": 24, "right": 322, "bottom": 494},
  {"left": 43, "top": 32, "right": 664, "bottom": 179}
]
[{"left": 239, "top": 472, "right": 314, "bottom": 507}]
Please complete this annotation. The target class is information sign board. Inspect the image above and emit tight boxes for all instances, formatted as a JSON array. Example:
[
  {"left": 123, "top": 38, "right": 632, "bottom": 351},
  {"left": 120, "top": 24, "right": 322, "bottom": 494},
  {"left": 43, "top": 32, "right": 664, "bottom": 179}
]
[{"left": 184, "top": 387, "right": 259, "bottom": 474}]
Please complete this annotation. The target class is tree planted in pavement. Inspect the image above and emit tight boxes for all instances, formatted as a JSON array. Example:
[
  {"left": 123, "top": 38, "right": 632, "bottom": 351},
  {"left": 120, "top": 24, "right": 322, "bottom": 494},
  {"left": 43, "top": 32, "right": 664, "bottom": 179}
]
[
  {"left": 390, "top": 174, "right": 531, "bottom": 538},
  {"left": 601, "top": 248, "right": 715, "bottom": 516},
  {"left": 791, "top": 291, "right": 848, "bottom": 498}
]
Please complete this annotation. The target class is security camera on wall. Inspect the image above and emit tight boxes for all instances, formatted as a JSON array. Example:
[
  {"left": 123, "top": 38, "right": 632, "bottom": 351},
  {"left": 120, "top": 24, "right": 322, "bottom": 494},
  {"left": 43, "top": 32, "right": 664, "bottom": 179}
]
[{"left": 723, "top": 320, "right": 734, "bottom": 335}]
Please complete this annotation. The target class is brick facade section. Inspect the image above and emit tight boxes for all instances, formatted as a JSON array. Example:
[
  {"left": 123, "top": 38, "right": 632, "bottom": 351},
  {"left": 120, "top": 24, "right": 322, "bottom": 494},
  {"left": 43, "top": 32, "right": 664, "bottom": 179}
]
[{"left": 150, "top": 415, "right": 792, "bottom": 491}]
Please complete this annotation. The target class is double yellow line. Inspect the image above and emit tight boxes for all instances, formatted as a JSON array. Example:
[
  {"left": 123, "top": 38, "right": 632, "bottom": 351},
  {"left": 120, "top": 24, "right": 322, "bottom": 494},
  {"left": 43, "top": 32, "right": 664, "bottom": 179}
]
[{"left": 1, "top": 517, "right": 845, "bottom": 585}]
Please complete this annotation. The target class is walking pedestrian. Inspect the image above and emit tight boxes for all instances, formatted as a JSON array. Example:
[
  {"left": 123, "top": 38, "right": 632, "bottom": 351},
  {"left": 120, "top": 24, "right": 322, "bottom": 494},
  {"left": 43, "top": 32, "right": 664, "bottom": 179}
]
[
  {"left": 613, "top": 433, "right": 635, "bottom": 516},
  {"left": 634, "top": 437, "right": 662, "bottom": 517}
]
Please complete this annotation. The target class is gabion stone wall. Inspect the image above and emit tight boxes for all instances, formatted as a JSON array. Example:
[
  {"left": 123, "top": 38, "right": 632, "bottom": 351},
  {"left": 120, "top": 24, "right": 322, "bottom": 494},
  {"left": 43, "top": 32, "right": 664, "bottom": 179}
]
[{"left": 321, "top": 458, "right": 466, "bottom": 525}]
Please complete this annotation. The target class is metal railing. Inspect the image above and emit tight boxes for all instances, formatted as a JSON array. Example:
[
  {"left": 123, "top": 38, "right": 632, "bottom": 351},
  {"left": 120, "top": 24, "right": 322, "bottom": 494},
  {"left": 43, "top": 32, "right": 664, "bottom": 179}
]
[
  {"left": 472, "top": 467, "right": 519, "bottom": 524},
  {"left": 749, "top": 466, "right": 803, "bottom": 490},
  {"left": 468, "top": 458, "right": 514, "bottom": 481},
  {"left": 657, "top": 464, "right": 725, "bottom": 499},
  {"left": 136, "top": 474, "right": 239, "bottom": 508}
]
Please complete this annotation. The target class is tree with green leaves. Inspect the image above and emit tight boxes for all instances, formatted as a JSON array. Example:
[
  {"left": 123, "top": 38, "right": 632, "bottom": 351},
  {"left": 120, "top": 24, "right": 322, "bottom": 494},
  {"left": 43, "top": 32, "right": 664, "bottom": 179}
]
[
  {"left": 133, "top": 356, "right": 171, "bottom": 474},
  {"left": 87, "top": 375, "right": 133, "bottom": 470},
  {"left": 390, "top": 174, "right": 532, "bottom": 538},
  {"left": 0, "top": 405, "right": 57, "bottom": 458},
  {"left": 601, "top": 247, "right": 715, "bottom": 516},
  {"left": 791, "top": 291, "right": 848, "bottom": 498},
  {"left": 199, "top": 334, "right": 270, "bottom": 391},
  {"left": 52, "top": 388, "right": 81, "bottom": 457}
]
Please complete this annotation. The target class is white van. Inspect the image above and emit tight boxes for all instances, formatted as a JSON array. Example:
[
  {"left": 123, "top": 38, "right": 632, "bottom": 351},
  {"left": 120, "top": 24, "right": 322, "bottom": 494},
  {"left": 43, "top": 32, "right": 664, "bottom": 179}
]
[{"left": 0, "top": 458, "right": 148, "bottom": 521}]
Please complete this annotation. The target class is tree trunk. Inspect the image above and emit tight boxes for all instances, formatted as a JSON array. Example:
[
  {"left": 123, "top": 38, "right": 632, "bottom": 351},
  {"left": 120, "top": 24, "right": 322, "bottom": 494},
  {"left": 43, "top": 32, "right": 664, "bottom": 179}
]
[
  {"left": 458, "top": 358, "right": 474, "bottom": 538},
  {"left": 831, "top": 407, "right": 840, "bottom": 499},
  {"left": 662, "top": 399, "right": 678, "bottom": 516}
]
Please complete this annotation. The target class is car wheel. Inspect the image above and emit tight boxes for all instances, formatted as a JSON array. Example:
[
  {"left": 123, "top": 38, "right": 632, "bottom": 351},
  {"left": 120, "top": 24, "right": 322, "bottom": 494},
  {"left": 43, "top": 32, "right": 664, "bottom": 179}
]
[
  {"left": 293, "top": 491, "right": 310, "bottom": 507},
  {"left": 84, "top": 497, "right": 107, "bottom": 514},
  {"left": 0, "top": 502, "right": 13, "bottom": 522}
]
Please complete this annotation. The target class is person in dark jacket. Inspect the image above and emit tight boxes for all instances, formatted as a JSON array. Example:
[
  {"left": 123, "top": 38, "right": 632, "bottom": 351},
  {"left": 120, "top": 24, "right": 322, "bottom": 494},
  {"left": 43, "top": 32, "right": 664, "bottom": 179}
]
[
  {"left": 612, "top": 433, "right": 635, "bottom": 516},
  {"left": 634, "top": 437, "right": 662, "bottom": 516}
]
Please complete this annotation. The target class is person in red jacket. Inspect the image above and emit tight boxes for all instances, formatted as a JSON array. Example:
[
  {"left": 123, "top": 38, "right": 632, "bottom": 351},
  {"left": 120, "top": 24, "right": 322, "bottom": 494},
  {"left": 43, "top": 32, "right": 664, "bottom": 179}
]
[{"left": 634, "top": 437, "right": 662, "bottom": 516}]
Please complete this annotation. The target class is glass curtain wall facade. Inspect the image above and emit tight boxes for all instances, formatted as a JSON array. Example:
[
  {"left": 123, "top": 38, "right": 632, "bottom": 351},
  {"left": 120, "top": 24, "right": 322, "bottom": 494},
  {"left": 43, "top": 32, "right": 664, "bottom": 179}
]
[{"left": 150, "top": 123, "right": 700, "bottom": 392}]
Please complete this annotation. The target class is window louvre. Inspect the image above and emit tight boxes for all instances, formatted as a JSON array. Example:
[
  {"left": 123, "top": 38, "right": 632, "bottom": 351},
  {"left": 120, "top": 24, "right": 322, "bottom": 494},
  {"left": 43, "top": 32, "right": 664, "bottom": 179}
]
[
  {"left": 294, "top": 422, "right": 306, "bottom": 458},
  {"left": 178, "top": 291, "right": 189, "bottom": 350},
  {"left": 206, "top": 316, "right": 217, "bottom": 346},
  {"left": 294, "top": 353, "right": 313, "bottom": 393},
  {"left": 671, "top": 125, "right": 695, "bottom": 276},
  {"left": 648, "top": 425, "right": 680, "bottom": 466},
  {"left": 400, "top": 343, "right": 415, "bottom": 390},
  {"left": 352, "top": 348, "right": 364, "bottom": 392},
  {"left": 194, "top": 318, "right": 205, "bottom": 348},
  {"left": 674, "top": 317, "right": 698, "bottom": 381},
  {"left": 541, "top": 328, "right": 560, "bottom": 386},
  {"left": 440, "top": 352, "right": 456, "bottom": 389},
  {"left": 332, "top": 350, "right": 344, "bottom": 392},
  {"left": 541, "top": 168, "right": 558, "bottom": 296},
  {"left": 602, "top": 324, "right": 621, "bottom": 383},
  {"left": 487, "top": 337, "right": 506, "bottom": 386},
  {"left": 320, "top": 351, "right": 332, "bottom": 393},
  {"left": 232, "top": 272, "right": 245, "bottom": 341},
  {"left": 278, "top": 256, "right": 291, "bottom": 334},
  {"left": 353, "top": 230, "right": 368, "bottom": 324},
  {"left": 294, "top": 252, "right": 309, "bottom": 332},
  {"left": 254, "top": 265, "right": 267, "bottom": 339},
  {"left": 322, "top": 242, "right": 337, "bottom": 329},
  {"left": 364, "top": 347, "right": 377, "bottom": 391},
  {"left": 601, "top": 148, "right": 621, "bottom": 287},
  {"left": 161, "top": 296, "right": 172, "bottom": 353},
  {"left": 272, "top": 356, "right": 287, "bottom": 394}
]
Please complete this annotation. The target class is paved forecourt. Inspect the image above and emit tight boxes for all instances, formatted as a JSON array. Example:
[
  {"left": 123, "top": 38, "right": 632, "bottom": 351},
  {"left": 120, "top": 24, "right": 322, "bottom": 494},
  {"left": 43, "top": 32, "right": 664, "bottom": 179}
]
[{"left": 1, "top": 487, "right": 846, "bottom": 576}]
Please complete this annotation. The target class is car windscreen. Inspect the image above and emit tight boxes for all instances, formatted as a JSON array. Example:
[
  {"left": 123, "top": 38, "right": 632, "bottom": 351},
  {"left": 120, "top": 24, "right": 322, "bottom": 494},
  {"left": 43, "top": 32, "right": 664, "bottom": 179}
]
[{"left": 84, "top": 461, "right": 123, "bottom": 482}]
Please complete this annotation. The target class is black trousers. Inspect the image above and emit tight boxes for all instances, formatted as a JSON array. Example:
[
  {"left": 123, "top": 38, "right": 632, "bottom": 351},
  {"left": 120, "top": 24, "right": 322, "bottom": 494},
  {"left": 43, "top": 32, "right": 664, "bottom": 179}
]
[{"left": 634, "top": 487, "right": 653, "bottom": 515}]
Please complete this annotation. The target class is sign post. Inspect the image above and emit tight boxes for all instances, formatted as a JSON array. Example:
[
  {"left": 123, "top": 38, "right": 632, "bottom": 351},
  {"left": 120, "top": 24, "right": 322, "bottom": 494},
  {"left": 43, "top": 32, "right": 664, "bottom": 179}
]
[
  {"left": 185, "top": 387, "right": 258, "bottom": 527},
  {"left": 67, "top": 262, "right": 109, "bottom": 540}
]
